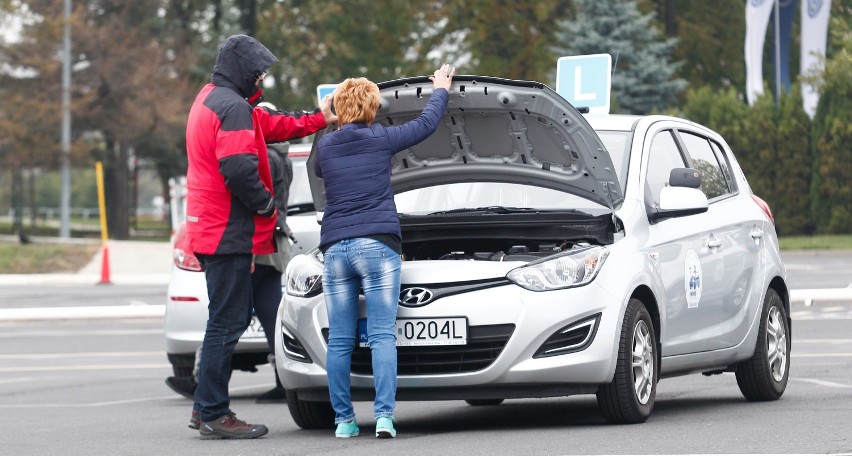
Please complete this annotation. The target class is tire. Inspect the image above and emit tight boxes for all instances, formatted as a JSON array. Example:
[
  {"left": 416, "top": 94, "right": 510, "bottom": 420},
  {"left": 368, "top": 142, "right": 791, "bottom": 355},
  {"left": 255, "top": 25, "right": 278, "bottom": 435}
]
[
  {"left": 596, "top": 298, "right": 658, "bottom": 424},
  {"left": 168, "top": 353, "right": 195, "bottom": 378},
  {"left": 286, "top": 389, "right": 335, "bottom": 429},
  {"left": 465, "top": 399, "right": 504, "bottom": 406},
  {"left": 172, "top": 365, "right": 193, "bottom": 378},
  {"left": 735, "top": 288, "right": 790, "bottom": 401}
]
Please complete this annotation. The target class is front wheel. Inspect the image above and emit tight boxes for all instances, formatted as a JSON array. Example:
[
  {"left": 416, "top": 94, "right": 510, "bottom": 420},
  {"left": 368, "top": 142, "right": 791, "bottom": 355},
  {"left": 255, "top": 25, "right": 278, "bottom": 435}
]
[
  {"left": 286, "top": 390, "right": 335, "bottom": 429},
  {"left": 596, "top": 298, "right": 658, "bottom": 424},
  {"left": 735, "top": 288, "right": 790, "bottom": 401}
]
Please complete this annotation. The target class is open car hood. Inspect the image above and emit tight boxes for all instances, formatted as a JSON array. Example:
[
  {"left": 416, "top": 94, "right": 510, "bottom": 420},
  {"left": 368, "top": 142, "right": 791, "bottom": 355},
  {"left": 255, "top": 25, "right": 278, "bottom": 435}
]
[{"left": 307, "top": 76, "right": 623, "bottom": 212}]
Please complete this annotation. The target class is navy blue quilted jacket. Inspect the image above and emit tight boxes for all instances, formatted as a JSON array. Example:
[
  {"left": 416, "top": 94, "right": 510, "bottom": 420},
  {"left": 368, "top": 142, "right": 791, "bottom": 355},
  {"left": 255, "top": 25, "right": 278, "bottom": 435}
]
[{"left": 315, "top": 88, "right": 449, "bottom": 249}]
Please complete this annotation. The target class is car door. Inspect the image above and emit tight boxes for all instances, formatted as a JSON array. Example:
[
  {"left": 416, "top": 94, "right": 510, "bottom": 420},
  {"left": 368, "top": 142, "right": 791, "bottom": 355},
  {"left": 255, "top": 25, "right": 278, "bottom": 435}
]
[
  {"left": 640, "top": 125, "right": 716, "bottom": 356},
  {"left": 674, "top": 129, "right": 765, "bottom": 350}
]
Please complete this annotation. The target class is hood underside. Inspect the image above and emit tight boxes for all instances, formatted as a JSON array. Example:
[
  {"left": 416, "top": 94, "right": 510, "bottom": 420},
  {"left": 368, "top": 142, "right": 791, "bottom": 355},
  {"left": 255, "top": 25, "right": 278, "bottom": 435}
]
[{"left": 308, "top": 76, "right": 623, "bottom": 211}]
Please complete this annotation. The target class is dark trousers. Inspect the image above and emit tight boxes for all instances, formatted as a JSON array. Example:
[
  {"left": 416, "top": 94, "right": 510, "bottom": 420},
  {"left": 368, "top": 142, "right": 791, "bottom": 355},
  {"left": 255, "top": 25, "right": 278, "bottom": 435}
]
[
  {"left": 194, "top": 253, "right": 253, "bottom": 422},
  {"left": 251, "top": 263, "right": 284, "bottom": 388}
]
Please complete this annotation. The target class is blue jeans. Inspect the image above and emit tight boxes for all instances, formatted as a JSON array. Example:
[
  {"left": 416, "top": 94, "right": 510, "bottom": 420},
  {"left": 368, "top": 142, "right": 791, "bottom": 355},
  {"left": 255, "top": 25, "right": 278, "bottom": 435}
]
[
  {"left": 323, "top": 238, "right": 401, "bottom": 424},
  {"left": 194, "top": 253, "right": 254, "bottom": 422}
]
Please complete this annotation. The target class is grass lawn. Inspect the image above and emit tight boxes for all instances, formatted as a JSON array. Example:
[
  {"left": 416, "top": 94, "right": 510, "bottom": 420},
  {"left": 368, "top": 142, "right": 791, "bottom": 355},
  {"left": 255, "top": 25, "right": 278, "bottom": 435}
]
[
  {"left": 0, "top": 241, "right": 100, "bottom": 274},
  {"left": 779, "top": 234, "right": 852, "bottom": 250}
]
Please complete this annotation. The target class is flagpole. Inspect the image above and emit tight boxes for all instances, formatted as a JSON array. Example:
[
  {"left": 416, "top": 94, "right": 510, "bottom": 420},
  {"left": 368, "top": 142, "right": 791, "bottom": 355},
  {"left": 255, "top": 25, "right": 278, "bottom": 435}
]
[{"left": 774, "top": 0, "right": 781, "bottom": 105}]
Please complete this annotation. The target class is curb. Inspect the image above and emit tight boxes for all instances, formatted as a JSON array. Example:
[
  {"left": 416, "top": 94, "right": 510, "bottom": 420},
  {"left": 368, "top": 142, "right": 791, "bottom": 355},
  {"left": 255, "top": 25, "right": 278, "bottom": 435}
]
[
  {"left": 790, "top": 287, "right": 852, "bottom": 307},
  {"left": 0, "top": 274, "right": 170, "bottom": 286}
]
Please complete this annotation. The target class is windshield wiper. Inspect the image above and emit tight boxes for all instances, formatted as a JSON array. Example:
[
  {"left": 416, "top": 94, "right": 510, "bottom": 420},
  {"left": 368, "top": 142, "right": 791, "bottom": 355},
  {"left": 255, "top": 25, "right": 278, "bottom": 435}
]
[
  {"left": 424, "top": 206, "right": 597, "bottom": 217},
  {"left": 427, "top": 206, "right": 539, "bottom": 216}
]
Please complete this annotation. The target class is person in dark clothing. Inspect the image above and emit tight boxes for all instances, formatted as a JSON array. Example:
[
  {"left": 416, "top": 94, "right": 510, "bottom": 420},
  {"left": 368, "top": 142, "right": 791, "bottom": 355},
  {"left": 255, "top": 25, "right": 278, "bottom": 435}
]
[
  {"left": 184, "top": 34, "right": 335, "bottom": 440},
  {"left": 252, "top": 139, "right": 296, "bottom": 403},
  {"left": 314, "top": 64, "right": 455, "bottom": 439}
]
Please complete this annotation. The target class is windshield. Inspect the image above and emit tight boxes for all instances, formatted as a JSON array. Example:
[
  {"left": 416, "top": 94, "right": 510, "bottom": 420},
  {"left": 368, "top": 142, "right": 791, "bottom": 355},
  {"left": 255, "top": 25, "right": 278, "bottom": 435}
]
[
  {"left": 395, "top": 183, "right": 610, "bottom": 215},
  {"left": 595, "top": 130, "right": 631, "bottom": 188}
]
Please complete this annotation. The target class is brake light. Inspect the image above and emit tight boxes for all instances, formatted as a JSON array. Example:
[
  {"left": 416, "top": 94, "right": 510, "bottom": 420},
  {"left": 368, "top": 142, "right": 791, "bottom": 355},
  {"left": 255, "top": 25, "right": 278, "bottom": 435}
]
[
  {"left": 751, "top": 194, "right": 774, "bottom": 223},
  {"left": 173, "top": 223, "right": 203, "bottom": 271}
]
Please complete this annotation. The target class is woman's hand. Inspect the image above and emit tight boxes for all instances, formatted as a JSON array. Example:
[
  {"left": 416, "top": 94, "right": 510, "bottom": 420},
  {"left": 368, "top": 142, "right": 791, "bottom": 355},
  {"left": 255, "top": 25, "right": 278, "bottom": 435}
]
[
  {"left": 320, "top": 93, "right": 338, "bottom": 125},
  {"left": 430, "top": 63, "right": 455, "bottom": 91}
]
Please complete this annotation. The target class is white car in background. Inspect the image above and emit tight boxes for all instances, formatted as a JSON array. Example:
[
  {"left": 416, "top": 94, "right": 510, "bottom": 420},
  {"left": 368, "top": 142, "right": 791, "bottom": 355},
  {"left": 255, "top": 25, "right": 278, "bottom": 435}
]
[
  {"left": 276, "top": 76, "right": 790, "bottom": 428},
  {"left": 164, "top": 142, "right": 320, "bottom": 380}
]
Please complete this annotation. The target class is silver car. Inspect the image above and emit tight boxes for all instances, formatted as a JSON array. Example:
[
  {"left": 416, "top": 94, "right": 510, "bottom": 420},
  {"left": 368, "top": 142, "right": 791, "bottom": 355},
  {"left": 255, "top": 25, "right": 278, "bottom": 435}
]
[
  {"left": 164, "top": 143, "right": 320, "bottom": 379},
  {"left": 275, "top": 76, "right": 790, "bottom": 428}
]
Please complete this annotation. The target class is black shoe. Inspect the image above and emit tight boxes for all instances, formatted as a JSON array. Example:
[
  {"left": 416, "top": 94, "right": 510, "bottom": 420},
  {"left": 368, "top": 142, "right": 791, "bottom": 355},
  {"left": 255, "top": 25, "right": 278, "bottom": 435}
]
[
  {"left": 199, "top": 412, "right": 269, "bottom": 440},
  {"left": 255, "top": 386, "right": 287, "bottom": 404},
  {"left": 165, "top": 376, "right": 197, "bottom": 400}
]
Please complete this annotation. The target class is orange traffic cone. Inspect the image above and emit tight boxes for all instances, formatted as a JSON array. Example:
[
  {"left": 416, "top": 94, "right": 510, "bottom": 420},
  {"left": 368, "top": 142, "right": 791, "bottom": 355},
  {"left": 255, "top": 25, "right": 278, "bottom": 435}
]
[{"left": 98, "top": 244, "right": 112, "bottom": 285}]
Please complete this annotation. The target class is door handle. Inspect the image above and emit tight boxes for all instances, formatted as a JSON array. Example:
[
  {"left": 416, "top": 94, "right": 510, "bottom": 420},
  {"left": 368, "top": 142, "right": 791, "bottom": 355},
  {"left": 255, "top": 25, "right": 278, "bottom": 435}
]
[
  {"left": 750, "top": 228, "right": 764, "bottom": 245},
  {"left": 707, "top": 237, "right": 722, "bottom": 249}
]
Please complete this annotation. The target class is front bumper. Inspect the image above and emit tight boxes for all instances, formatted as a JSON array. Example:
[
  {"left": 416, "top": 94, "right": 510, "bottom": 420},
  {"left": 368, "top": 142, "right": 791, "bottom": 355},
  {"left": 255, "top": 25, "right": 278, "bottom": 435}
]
[{"left": 276, "top": 279, "right": 625, "bottom": 400}]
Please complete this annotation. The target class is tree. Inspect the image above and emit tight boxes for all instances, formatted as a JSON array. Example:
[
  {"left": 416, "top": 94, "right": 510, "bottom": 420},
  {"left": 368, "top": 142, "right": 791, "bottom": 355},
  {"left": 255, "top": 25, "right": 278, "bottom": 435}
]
[
  {"left": 804, "top": 7, "right": 852, "bottom": 233},
  {"left": 773, "top": 85, "right": 812, "bottom": 235},
  {"left": 553, "top": 0, "right": 687, "bottom": 114},
  {"left": 435, "top": 0, "right": 569, "bottom": 83},
  {"left": 656, "top": 0, "right": 746, "bottom": 93}
]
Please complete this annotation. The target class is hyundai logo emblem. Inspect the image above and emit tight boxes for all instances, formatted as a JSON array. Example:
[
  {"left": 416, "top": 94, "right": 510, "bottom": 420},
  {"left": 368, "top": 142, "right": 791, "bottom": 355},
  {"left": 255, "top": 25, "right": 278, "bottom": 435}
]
[{"left": 399, "top": 287, "right": 434, "bottom": 306}]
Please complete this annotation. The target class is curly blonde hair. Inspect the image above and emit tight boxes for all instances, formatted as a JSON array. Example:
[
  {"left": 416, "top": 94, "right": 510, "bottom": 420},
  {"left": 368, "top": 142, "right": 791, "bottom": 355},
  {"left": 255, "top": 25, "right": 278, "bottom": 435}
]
[{"left": 333, "top": 77, "right": 380, "bottom": 126}]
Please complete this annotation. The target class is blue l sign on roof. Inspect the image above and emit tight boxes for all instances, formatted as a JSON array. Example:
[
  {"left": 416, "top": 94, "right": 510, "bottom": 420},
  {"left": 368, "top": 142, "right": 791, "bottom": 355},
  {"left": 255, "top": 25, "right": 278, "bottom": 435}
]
[
  {"left": 555, "top": 54, "right": 612, "bottom": 114},
  {"left": 316, "top": 84, "right": 337, "bottom": 106}
]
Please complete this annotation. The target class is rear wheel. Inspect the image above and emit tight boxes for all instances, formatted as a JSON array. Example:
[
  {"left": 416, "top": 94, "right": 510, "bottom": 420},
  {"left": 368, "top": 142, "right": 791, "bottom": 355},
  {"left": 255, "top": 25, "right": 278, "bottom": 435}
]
[
  {"left": 286, "top": 390, "right": 335, "bottom": 429},
  {"left": 735, "top": 288, "right": 789, "bottom": 401},
  {"left": 465, "top": 399, "right": 504, "bottom": 406},
  {"left": 596, "top": 298, "right": 658, "bottom": 424}
]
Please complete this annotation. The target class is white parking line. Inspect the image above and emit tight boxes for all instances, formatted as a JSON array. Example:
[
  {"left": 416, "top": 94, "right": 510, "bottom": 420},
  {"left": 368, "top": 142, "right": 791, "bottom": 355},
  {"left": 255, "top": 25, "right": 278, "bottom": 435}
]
[
  {"left": 0, "top": 363, "right": 171, "bottom": 372},
  {"left": 792, "top": 378, "right": 852, "bottom": 388},
  {"left": 0, "top": 384, "right": 271, "bottom": 408},
  {"left": 0, "top": 351, "right": 162, "bottom": 360},
  {"left": 0, "top": 328, "right": 163, "bottom": 338}
]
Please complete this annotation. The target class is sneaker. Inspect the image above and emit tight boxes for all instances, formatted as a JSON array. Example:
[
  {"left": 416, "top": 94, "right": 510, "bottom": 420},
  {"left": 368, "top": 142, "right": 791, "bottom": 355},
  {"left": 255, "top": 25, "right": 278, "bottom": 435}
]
[
  {"left": 334, "top": 419, "right": 359, "bottom": 438},
  {"left": 255, "top": 386, "right": 287, "bottom": 404},
  {"left": 375, "top": 416, "right": 396, "bottom": 439},
  {"left": 199, "top": 412, "right": 268, "bottom": 440},
  {"left": 165, "top": 376, "right": 197, "bottom": 400},
  {"left": 189, "top": 410, "right": 200, "bottom": 430}
]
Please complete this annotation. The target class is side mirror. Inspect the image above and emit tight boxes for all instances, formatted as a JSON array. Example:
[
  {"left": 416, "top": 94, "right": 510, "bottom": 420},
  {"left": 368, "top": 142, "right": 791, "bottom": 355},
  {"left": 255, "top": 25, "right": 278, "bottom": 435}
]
[
  {"left": 315, "top": 211, "right": 323, "bottom": 225},
  {"left": 669, "top": 168, "right": 702, "bottom": 188},
  {"left": 649, "top": 186, "right": 709, "bottom": 222}
]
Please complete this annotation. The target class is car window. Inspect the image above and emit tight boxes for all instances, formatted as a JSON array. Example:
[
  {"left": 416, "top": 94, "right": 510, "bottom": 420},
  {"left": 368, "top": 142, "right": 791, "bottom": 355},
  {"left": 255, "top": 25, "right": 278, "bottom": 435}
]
[
  {"left": 709, "top": 140, "right": 738, "bottom": 194},
  {"left": 645, "top": 130, "right": 686, "bottom": 207},
  {"left": 678, "top": 131, "right": 731, "bottom": 200},
  {"left": 288, "top": 157, "right": 314, "bottom": 207},
  {"left": 395, "top": 183, "right": 609, "bottom": 215},
  {"left": 595, "top": 131, "right": 631, "bottom": 188}
]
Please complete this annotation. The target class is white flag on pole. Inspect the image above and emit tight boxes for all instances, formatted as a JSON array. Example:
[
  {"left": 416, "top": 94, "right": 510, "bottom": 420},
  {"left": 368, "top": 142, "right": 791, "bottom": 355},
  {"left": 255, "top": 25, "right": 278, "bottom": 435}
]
[
  {"left": 800, "top": 0, "right": 832, "bottom": 118},
  {"left": 745, "top": 0, "right": 776, "bottom": 105}
]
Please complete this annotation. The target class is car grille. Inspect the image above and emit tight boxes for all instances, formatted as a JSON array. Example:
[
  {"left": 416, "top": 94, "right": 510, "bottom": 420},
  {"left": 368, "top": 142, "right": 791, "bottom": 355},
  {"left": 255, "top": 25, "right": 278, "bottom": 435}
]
[{"left": 322, "top": 324, "right": 515, "bottom": 375}]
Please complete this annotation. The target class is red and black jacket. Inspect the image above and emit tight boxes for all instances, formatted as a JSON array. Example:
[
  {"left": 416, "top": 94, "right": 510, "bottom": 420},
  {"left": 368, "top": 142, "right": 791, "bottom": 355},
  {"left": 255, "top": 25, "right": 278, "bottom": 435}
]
[{"left": 185, "top": 35, "right": 326, "bottom": 255}]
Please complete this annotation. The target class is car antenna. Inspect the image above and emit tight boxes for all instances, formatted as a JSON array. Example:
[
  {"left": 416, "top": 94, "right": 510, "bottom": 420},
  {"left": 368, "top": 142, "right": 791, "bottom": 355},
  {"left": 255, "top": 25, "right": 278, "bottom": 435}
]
[{"left": 611, "top": 51, "right": 620, "bottom": 80}]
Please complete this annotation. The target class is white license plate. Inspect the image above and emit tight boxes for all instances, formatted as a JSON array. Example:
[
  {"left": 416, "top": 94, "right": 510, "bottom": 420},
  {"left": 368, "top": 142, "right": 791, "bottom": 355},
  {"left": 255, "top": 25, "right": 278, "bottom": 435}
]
[
  {"left": 358, "top": 318, "right": 467, "bottom": 347},
  {"left": 241, "top": 315, "right": 265, "bottom": 339}
]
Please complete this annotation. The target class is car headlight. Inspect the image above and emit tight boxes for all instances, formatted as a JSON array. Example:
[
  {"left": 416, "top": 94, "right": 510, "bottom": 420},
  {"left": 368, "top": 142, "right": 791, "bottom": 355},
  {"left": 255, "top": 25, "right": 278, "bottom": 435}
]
[
  {"left": 285, "top": 250, "right": 324, "bottom": 297},
  {"left": 506, "top": 246, "right": 609, "bottom": 291}
]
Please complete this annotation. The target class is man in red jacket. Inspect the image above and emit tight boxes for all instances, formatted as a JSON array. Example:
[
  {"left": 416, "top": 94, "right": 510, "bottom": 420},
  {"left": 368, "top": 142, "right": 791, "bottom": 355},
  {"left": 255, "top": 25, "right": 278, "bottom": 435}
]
[{"left": 184, "top": 34, "right": 334, "bottom": 440}]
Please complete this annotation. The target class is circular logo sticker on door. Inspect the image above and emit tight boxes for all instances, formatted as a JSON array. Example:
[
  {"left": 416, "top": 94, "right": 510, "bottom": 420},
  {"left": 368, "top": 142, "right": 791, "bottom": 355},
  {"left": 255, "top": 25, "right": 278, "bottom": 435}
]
[{"left": 684, "top": 249, "right": 702, "bottom": 308}]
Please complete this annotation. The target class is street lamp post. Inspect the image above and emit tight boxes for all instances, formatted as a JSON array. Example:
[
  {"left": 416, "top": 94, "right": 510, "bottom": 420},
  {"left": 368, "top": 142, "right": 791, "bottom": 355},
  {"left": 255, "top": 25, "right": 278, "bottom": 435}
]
[{"left": 59, "top": 0, "right": 72, "bottom": 238}]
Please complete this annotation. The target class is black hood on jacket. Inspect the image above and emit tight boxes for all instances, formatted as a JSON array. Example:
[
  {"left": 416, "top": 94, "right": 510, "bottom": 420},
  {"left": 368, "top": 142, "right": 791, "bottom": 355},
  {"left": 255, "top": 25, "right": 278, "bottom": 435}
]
[{"left": 211, "top": 35, "right": 278, "bottom": 99}]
